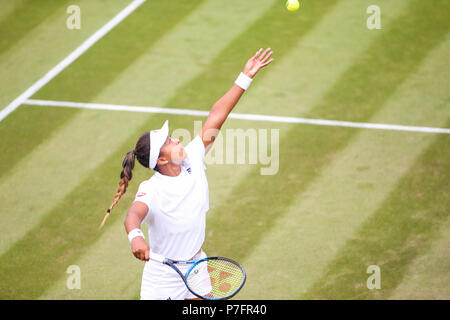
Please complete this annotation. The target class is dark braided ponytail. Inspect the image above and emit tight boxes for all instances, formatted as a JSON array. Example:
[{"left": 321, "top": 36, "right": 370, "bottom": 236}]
[{"left": 100, "top": 132, "right": 151, "bottom": 228}]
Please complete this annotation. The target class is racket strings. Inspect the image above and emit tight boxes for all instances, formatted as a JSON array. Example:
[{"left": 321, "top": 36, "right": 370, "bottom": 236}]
[{"left": 186, "top": 259, "right": 245, "bottom": 299}]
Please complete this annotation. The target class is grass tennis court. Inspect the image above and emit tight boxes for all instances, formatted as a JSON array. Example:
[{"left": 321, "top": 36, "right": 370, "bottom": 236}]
[{"left": 0, "top": 0, "right": 449, "bottom": 299}]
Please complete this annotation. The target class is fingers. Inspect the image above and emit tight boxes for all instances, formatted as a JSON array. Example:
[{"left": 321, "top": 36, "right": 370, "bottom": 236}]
[
  {"left": 261, "top": 50, "right": 273, "bottom": 63},
  {"left": 254, "top": 48, "right": 263, "bottom": 58},
  {"left": 134, "top": 248, "right": 149, "bottom": 261},
  {"left": 244, "top": 47, "right": 274, "bottom": 77},
  {"left": 132, "top": 244, "right": 149, "bottom": 261},
  {"left": 255, "top": 48, "right": 274, "bottom": 68},
  {"left": 139, "top": 251, "right": 145, "bottom": 261},
  {"left": 261, "top": 58, "right": 274, "bottom": 67},
  {"left": 256, "top": 48, "right": 272, "bottom": 61},
  {"left": 134, "top": 249, "right": 146, "bottom": 261},
  {"left": 132, "top": 248, "right": 140, "bottom": 260}
]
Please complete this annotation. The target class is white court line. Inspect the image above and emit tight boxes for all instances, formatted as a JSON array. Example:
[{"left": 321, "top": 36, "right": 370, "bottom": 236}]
[
  {"left": 24, "top": 98, "right": 450, "bottom": 134},
  {"left": 0, "top": 0, "right": 146, "bottom": 122}
]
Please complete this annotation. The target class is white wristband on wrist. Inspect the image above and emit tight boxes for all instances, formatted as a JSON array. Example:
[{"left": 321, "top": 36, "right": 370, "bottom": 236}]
[
  {"left": 235, "top": 72, "right": 253, "bottom": 90},
  {"left": 128, "top": 228, "right": 145, "bottom": 243}
]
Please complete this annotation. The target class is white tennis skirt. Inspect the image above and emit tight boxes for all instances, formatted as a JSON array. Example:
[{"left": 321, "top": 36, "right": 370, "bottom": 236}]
[{"left": 140, "top": 250, "right": 210, "bottom": 300}]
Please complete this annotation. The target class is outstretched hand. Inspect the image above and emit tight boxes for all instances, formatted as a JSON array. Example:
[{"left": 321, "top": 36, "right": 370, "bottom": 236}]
[{"left": 243, "top": 48, "right": 274, "bottom": 79}]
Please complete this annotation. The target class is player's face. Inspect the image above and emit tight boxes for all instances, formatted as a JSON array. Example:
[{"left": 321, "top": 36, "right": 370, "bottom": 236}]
[{"left": 159, "top": 136, "right": 186, "bottom": 165}]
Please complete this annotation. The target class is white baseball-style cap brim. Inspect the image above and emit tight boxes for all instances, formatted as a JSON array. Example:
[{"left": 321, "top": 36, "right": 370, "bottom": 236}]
[{"left": 149, "top": 120, "right": 169, "bottom": 169}]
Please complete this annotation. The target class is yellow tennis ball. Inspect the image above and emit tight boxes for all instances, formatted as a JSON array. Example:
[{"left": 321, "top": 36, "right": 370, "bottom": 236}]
[{"left": 286, "top": 0, "right": 300, "bottom": 12}]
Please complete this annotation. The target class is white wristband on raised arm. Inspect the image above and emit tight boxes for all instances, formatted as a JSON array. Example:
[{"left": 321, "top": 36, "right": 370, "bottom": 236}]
[
  {"left": 235, "top": 72, "right": 253, "bottom": 90},
  {"left": 128, "top": 228, "right": 145, "bottom": 243}
]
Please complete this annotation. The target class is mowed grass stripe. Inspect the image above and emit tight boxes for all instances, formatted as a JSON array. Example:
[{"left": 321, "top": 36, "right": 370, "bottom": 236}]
[
  {"left": 202, "top": 0, "right": 449, "bottom": 266},
  {"left": 159, "top": 0, "right": 340, "bottom": 111},
  {"left": 0, "top": 0, "right": 280, "bottom": 299},
  {"left": 238, "top": 34, "right": 450, "bottom": 299},
  {"left": 0, "top": 112, "right": 170, "bottom": 299},
  {"left": 0, "top": 0, "right": 27, "bottom": 23},
  {"left": 33, "top": 0, "right": 207, "bottom": 102},
  {"left": 0, "top": 0, "right": 129, "bottom": 112},
  {"left": 303, "top": 120, "right": 450, "bottom": 299},
  {"left": 307, "top": 0, "right": 450, "bottom": 122},
  {"left": 389, "top": 217, "right": 450, "bottom": 299},
  {"left": 0, "top": 107, "right": 156, "bottom": 258},
  {"left": 0, "top": 0, "right": 205, "bottom": 259},
  {"left": 0, "top": 0, "right": 65, "bottom": 56},
  {"left": 237, "top": 0, "right": 411, "bottom": 117},
  {"left": 0, "top": 0, "right": 206, "bottom": 255},
  {"left": 0, "top": 0, "right": 132, "bottom": 181},
  {"left": 84, "top": 0, "right": 278, "bottom": 107},
  {"left": 0, "top": 0, "right": 203, "bottom": 181}
]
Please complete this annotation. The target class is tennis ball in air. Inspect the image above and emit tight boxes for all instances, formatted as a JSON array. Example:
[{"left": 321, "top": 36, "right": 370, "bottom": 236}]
[{"left": 286, "top": 0, "right": 300, "bottom": 12}]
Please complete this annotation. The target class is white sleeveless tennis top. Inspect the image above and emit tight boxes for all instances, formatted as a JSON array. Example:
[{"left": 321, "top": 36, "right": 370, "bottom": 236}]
[{"left": 133, "top": 135, "right": 209, "bottom": 261}]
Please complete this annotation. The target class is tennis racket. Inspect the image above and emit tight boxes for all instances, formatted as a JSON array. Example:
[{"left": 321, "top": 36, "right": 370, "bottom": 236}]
[{"left": 150, "top": 252, "right": 246, "bottom": 300}]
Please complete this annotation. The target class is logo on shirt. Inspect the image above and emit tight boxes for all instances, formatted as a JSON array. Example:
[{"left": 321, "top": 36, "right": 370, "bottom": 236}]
[
  {"left": 187, "top": 167, "right": 192, "bottom": 174},
  {"left": 136, "top": 192, "right": 146, "bottom": 197}
]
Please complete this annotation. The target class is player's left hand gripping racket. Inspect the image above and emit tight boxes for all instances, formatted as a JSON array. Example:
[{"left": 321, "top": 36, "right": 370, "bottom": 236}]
[{"left": 150, "top": 252, "right": 246, "bottom": 300}]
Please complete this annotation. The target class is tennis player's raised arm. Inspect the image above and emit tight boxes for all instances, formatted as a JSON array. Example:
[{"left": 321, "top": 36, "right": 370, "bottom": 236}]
[{"left": 200, "top": 48, "right": 274, "bottom": 150}]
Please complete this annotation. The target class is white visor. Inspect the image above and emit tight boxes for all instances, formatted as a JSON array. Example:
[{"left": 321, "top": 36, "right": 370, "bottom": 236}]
[{"left": 149, "top": 120, "right": 169, "bottom": 169}]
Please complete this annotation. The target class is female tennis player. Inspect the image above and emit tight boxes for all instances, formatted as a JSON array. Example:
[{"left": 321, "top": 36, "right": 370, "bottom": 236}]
[{"left": 102, "top": 48, "right": 274, "bottom": 300}]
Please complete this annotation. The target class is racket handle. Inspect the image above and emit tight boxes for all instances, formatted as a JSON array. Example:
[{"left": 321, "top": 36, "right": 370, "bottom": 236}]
[{"left": 150, "top": 252, "right": 166, "bottom": 264}]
